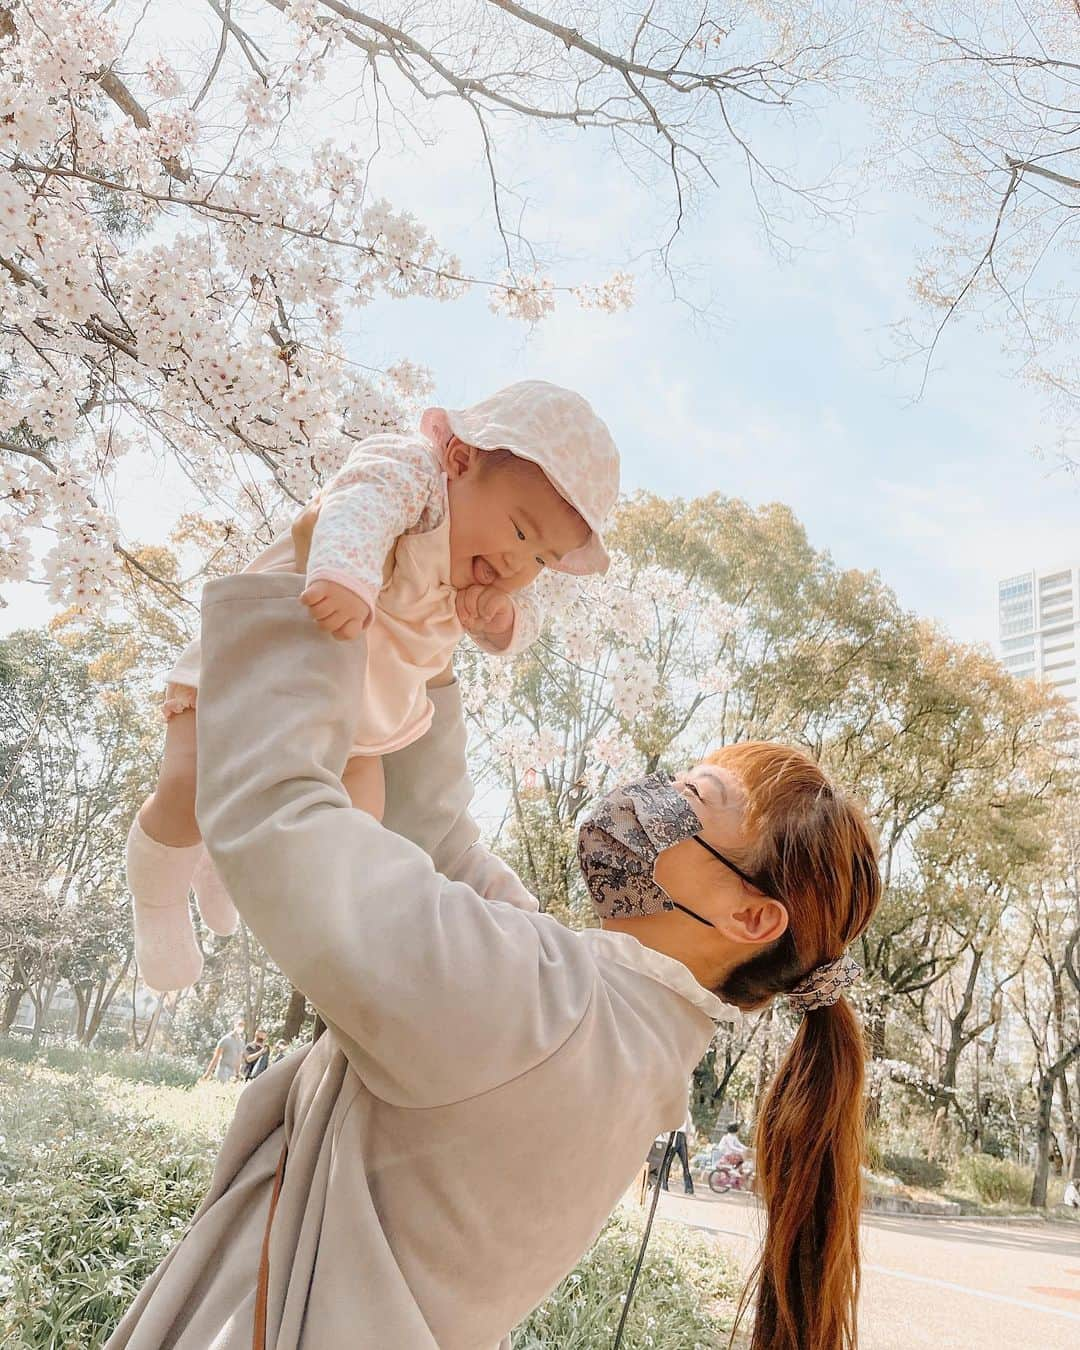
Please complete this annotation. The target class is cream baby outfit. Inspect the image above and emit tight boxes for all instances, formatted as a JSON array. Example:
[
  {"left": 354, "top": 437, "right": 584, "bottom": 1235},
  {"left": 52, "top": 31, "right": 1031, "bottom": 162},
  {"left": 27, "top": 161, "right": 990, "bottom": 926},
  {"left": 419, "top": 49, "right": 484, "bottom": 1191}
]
[
  {"left": 165, "top": 380, "right": 621, "bottom": 755},
  {"left": 130, "top": 381, "right": 620, "bottom": 993},
  {"left": 166, "top": 433, "right": 536, "bottom": 755}
]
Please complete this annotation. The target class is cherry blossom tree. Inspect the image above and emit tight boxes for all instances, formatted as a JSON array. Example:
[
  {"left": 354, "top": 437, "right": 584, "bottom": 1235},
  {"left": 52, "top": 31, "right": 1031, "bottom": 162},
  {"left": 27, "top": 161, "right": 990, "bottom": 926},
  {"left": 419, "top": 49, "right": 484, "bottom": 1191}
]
[
  {"left": 1, "top": 0, "right": 854, "bottom": 615},
  {"left": 869, "top": 1, "right": 1080, "bottom": 468}
]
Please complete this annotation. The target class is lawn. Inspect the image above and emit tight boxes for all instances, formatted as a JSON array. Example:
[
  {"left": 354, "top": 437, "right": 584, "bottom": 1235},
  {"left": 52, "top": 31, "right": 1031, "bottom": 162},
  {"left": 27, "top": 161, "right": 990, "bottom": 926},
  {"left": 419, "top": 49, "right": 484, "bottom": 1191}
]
[{"left": 0, "top": 1047, "right": 741, "bottom": 1349}]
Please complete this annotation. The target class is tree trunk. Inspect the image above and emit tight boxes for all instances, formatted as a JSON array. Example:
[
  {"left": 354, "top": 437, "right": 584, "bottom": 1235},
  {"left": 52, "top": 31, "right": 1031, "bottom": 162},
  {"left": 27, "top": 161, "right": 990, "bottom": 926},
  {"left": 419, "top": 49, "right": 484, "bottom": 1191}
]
[
  {"left": 752, "top": 1005, "right": 775, "bottom": 1120},
  {"left": 73, "top": 985, "right": 89, "bottom": 1042},
  {"left": 28, "top": 985, "right": 46, "bottom": 1047},
  {"left": 141, "top": 993, "right": 166, "bottom": 1056},
  {"left": 1032, "top": 1044, "right": 1080, "bottom": 1207},
  {"left": 1071, "top": 1061, "right": 1080, "bottom": 1182},
  {"left": 283, "top": 986, "right": 307, "bottom": 1041},
  {"left": 1, "top": 982, "right": 24, "bottom": 1033},
  {"left": 240, "top": 924, "right": 255, "bottom": 1033},
  {"left": 1031, "top": 1071, "right": 1056, "bottom": 1208},
  {"left": 83, "top": 955, "right": 132, "bottom": 1047},
  {"left": 252, "top": 958, "right": 267, "bottom": 1030},
  {"left": 864, "top": 999, "right": 888, "bottom": 1126}
]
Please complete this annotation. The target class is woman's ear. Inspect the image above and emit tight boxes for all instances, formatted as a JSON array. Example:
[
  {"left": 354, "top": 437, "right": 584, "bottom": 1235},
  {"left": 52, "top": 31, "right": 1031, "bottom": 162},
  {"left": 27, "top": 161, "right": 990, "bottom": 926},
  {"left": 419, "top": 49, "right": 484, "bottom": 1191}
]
[{"left": 727, "top": 898, "right": 788, "bottom": 948}]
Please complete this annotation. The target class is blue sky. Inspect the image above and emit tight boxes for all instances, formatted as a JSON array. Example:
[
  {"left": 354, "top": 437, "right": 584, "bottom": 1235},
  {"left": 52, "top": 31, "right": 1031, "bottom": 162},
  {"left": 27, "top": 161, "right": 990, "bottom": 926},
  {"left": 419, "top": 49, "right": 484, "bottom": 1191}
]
[
  {"left": 344, "top": 88, "right": 1078, "bottom": 649},
  {"left": 3, "top": 22, "right": 1076, "bottom": 646}
]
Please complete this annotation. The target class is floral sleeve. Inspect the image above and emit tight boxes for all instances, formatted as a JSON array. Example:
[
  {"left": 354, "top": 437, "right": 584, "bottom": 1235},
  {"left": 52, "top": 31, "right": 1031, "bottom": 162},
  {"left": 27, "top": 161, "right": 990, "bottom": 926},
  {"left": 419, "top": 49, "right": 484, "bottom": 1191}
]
[{"left": 307, "top": 433, "right": 442, "bottom": 621}]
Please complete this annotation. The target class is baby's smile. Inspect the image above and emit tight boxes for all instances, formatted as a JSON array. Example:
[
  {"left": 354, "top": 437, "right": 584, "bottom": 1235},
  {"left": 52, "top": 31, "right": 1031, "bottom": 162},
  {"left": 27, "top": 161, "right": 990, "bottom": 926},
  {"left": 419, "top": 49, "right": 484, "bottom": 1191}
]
[{"left": 472, "top": 556, "right": 498, "bottom": 586}]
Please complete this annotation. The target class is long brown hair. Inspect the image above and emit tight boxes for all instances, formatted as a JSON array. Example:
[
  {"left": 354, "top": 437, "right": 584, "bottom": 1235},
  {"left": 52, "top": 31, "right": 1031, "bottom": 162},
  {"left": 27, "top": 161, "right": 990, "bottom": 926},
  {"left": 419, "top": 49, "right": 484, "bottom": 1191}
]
[{"left": 708, "top": 742, "right": 881, "bottom": 1350}]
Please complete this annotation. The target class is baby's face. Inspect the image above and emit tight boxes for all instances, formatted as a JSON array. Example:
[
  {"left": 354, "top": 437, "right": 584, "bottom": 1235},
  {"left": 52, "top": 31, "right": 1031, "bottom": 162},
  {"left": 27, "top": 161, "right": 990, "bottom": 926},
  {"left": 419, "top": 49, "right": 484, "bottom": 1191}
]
[{"left": 446, "top": 448, "right": 590, "bottom": 592}]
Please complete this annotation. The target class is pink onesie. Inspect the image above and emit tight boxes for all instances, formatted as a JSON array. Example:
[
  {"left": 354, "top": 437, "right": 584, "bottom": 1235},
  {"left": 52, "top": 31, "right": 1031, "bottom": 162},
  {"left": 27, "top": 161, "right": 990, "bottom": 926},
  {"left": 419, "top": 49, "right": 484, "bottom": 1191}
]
[{"left": 165, "top": 431, "right": 540, "bottom": 757}]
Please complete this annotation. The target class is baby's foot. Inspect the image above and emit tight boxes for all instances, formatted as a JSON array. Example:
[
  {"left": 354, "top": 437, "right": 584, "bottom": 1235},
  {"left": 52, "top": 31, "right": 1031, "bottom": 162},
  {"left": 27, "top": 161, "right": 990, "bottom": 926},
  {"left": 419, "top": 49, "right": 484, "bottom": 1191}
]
[
  {"left": 192, "top": 849, "right": 239, "bottom": 937},
  {"left": 126, "top": 817, "right": 204, "bottom": 992}
]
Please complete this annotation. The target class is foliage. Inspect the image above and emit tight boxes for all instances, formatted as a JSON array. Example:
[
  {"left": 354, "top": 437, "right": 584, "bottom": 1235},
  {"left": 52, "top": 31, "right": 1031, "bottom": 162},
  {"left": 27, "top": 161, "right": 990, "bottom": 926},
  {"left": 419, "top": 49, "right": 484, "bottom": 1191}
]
[
  {"left": 949, "top": 1154, "right": 1034, "bottom": 1208},
  {"left": 0, "top": 622, "right": 159, "bottom": 1042},
  {"left": 881, "top": 1152, "right": 947, "bottom": 1191},
  {"left": 513, "top": 1213, "right": 740, "bottom": 1350},
  {"left": 0, "top": 1035, "right": 202, "bottom": 1087},
  {"left": 0, "top": 1062, "right": 218, "bottom": 1348},
  {"left": 869, "top": 2, "right": 1080, "bottom": 469},
  {"left": 461, "top": 489, "right": 1078, "bottom": 1169},
  {"left": 0, "top": 0, "right": 847, "bottom": 614}
]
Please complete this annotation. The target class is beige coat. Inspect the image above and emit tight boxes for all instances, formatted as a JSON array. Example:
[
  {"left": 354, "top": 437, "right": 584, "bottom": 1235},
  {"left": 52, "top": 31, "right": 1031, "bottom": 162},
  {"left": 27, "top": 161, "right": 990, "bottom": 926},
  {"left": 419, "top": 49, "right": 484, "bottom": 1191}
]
[{"left": 106, "top": 573, "right": 737, "bottom": 1350}]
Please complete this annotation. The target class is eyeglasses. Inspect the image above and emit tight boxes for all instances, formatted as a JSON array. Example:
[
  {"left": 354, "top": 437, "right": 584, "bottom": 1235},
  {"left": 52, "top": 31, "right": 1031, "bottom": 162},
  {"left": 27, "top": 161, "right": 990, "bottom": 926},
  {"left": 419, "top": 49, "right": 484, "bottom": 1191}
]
[{"left": 666, "top": 835, "right": 779, "bottom": 929}]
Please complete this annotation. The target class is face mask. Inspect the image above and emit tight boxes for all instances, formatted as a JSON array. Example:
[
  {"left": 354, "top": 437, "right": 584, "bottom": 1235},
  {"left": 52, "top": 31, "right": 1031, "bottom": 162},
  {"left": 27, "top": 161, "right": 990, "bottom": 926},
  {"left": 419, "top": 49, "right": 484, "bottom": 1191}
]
[{"left": 577, "top": 773, "right": 763, "bottom": 926}]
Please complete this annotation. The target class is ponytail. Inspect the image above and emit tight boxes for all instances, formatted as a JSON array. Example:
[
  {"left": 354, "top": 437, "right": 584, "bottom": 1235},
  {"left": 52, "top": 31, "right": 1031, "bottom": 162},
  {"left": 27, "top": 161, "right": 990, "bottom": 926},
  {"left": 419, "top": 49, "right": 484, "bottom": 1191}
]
[
  {"left": 739, "top": 998, "right": 865, "bottom": 1350},
  {"left": 705, "top": 740, "right": 880, "bottom": 1350}
]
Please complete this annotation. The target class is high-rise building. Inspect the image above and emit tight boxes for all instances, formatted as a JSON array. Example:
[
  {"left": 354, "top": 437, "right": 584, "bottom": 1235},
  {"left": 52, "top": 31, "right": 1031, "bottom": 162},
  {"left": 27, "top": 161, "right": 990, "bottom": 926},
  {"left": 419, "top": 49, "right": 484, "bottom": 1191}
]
[{"left": 997, "top": 564, "right": 1079, "bottom": 710}]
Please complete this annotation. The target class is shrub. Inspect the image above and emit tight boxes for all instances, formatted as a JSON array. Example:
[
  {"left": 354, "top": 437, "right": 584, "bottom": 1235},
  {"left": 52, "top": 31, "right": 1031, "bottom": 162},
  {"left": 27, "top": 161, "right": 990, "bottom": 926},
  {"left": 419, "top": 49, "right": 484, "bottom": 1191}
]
[
  {"left": 513, "top": 1213, "right": 740, "bottom": 1350},
  {"left": 950, "top": 1154, "right": 1032, "bottom": 1206},
  {"left": 881, "top": 1152, "right": 947, "bottom": 1190},
  {"left": 0, "top": 1037, "right": 201, "bottom": 1088},
  {"left": 0, "top": 1065, "right": 216, "bottom": 1348}
]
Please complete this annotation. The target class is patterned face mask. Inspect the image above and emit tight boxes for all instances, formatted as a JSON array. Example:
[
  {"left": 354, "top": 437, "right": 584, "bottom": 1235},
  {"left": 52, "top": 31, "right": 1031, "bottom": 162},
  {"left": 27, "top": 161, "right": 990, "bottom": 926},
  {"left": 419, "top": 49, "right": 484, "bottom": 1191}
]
[{"left": 577, "top": 773, "right": 765, "bottom": 924}]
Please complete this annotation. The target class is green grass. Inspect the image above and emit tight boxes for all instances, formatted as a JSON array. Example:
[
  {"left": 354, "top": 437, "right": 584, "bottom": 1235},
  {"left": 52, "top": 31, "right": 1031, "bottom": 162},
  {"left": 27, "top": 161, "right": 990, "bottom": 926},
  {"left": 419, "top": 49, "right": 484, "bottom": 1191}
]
[
  {"left": 513, "top": 1213, "right": 742, "bottom": 1350},
  {"left": 0, "top": 1052, "right": 743, "bottom": 1349},
  {"left": 0, "top": 1060, "right": 223, "bottom": 1348},
  {"left": 0, "top": 1034, "right": 203, "bottom": 1087}
]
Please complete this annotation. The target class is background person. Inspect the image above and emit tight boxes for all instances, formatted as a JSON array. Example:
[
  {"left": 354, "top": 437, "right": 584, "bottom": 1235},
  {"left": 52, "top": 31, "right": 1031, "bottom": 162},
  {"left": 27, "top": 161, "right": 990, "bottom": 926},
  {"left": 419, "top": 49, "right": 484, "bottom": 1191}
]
[
  {"left": 200, "top": 1018, "right": 246, "bottom": 1083},
  {"left": 242, "top": 1029, "right": 270, "bottom": 1081},
  {"left": 717, "top": 1120, "right": 751, "bottom": 1164},
  {"left": 659, "top": 1097, "right": 696, "bottom": 1195}
]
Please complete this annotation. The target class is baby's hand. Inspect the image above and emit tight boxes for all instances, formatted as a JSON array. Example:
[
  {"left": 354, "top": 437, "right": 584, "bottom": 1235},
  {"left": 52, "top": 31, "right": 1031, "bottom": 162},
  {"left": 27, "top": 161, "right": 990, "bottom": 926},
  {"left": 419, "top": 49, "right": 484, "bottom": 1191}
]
[
  {"left": 457, "top": 584, "right": 515, "bottom": 650},
  {"left": 301, "top": 579, "right": 371, "bottom": 641}
]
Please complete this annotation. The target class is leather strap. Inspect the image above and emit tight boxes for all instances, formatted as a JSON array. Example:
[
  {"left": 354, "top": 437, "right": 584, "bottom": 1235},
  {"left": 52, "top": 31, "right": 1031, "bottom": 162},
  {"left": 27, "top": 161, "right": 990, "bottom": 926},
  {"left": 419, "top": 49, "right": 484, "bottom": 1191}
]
[{"left": 253, "top": 1142, "right": 288, "bottom": 1350}]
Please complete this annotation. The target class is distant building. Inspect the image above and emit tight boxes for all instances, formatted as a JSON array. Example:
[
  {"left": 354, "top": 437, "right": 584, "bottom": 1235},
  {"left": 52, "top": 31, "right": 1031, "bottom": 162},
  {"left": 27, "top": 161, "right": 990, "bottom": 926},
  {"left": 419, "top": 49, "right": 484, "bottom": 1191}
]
[{"left": 997, "top": 564, "right": 1079, "bottom": 711}]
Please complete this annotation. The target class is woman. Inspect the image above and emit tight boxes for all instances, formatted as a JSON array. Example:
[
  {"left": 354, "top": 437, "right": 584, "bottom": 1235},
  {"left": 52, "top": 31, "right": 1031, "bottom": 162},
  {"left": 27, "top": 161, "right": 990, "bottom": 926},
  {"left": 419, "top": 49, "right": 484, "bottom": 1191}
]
[{"left": 107, "top": 518, "right": 879, "bottom": 1350}]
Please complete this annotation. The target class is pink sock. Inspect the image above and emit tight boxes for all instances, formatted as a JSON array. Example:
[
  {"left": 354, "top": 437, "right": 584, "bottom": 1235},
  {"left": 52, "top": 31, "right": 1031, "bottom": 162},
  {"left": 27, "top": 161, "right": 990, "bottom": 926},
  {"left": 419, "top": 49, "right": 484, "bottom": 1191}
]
[
  {"left": 126, "top": 816, "right": 204, "bottom": 992},
  {"left": 192, "top": 848, "right": 238, "bottom": 937}
]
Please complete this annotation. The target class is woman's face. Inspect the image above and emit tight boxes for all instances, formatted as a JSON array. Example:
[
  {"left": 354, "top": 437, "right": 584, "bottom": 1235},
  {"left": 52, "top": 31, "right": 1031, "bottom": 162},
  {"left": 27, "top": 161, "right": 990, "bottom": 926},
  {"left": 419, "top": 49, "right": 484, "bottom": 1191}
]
[{"left": 652, "top": 760, "right": 757, "bottom": 911}]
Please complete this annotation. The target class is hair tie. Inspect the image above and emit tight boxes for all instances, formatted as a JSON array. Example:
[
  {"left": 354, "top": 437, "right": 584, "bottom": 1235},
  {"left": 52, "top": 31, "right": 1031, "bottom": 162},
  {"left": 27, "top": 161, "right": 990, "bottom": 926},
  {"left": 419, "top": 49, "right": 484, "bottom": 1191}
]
[{"left": 787, "top": 952, "right": 861, "bottom": 1013}]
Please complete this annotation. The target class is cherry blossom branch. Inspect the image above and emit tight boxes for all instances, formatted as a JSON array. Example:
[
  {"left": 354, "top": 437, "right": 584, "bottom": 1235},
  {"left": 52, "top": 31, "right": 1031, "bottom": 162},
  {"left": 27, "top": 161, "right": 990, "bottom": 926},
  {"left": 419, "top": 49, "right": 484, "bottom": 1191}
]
[
  {"left": 0, "top": 436, "right": 195, "bottom": 606},
  {"left": 6, "top": 157, "right": 617, "bottom": 304},
  {"left": 93, "top": 67, "right": 192, "bottom": 183},
  {"left": 1006, "top": 155, "right": 1080, "bottom": 193}
]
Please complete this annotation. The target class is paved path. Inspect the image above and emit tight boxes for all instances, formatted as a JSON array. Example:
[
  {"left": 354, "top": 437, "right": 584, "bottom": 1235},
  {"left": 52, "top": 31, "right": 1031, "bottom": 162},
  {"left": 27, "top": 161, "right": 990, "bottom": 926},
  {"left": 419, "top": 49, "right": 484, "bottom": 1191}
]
[{"left": 652, "top": 1189, "right": 1080, "bottom": 1349}]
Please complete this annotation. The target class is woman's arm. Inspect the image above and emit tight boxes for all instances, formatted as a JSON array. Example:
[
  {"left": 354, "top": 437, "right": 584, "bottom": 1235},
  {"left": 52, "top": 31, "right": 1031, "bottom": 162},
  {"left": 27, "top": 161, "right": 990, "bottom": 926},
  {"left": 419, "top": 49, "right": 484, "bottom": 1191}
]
[{"left": 194, "top": 574, "right": 592, "bottom": 1108}]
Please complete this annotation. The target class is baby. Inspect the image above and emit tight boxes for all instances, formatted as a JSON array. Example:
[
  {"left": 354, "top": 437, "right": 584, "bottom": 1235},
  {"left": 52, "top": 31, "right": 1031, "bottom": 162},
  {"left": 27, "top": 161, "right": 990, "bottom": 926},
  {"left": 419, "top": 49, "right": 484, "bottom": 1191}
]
[{"left": 126, "top": 380, "right": 620, "bottom": 992}]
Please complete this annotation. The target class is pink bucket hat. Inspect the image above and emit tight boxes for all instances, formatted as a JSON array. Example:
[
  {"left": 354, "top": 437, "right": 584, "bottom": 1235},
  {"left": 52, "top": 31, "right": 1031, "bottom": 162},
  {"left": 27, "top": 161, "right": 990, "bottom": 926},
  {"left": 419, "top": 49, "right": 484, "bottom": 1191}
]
[{"left": 420, "top": 380, "right": 620, "bottom": 575}]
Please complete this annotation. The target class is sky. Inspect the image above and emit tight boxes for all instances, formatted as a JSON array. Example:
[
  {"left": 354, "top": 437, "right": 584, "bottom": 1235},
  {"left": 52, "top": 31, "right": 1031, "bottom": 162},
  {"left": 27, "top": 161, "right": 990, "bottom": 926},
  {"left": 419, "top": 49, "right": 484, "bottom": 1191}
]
[{"left": 3, "top": 7, "right": 1077, "bottom": 649}]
